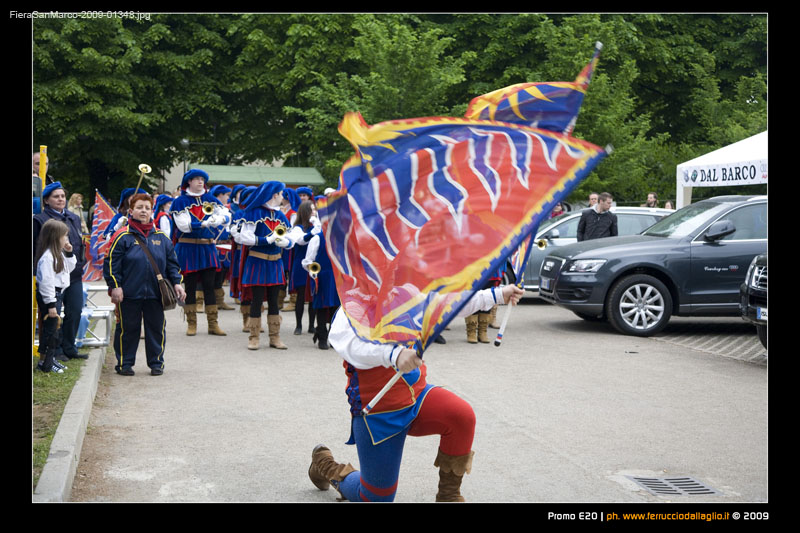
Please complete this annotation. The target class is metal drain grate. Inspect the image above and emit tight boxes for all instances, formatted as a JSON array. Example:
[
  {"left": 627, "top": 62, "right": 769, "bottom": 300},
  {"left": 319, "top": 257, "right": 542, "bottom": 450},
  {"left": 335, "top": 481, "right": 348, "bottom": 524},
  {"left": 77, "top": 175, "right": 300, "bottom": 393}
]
[{"left": 627, "top": 476, "right": 721, "bottom": 496}]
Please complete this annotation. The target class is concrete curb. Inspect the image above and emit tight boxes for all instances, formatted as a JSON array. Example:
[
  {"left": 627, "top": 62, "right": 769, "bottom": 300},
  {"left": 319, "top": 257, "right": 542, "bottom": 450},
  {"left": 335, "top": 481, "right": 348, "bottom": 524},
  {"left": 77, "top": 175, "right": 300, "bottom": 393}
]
[{"left": 33, "top": 346, "right": 105, "bottom": 503}]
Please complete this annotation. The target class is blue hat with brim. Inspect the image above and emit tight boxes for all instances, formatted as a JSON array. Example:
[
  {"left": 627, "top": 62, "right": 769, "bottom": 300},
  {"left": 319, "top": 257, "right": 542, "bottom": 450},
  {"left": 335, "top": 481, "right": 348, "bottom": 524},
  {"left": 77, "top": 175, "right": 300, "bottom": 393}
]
[
  {"left": 181, "top": 169, "right": 210, "bottom": 189},
  {"left": 237, "top": 186, "right": 258, "bottom": 210},
  {"left": 42, "top": 181, "right": 65, "bottom": 200},
  {"left": 118, "top": 187, "right": 147, "bottom": 209},
  {"left": 155, "top": 194, "right": 173, "bottom": 212},
  {"left": 210, "top": 184, "right": 232, "bottom": 197},
  {"left": 283, "top": 187, "right": 301, "bottom": 211},
  {"left": 245, "top": 181, "right": 285, "bottom": 210},
  {"left": 231, "top": 184, "right": 246, "bottom": 203},
  {"left": 296, "top": 186, "right": 314, "bottom": 198}
]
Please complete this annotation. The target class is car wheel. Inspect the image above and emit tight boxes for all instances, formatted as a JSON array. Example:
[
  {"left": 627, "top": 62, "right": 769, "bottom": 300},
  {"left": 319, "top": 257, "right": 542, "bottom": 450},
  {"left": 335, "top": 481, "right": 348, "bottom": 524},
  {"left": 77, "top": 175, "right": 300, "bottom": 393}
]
[
  {"left": 606, "top": 274, "right": 672, "bottom": 337},
  {"left": 573, "top": 311, "right": 606, "bottom": 322},
  {"left": 756, "top": 324, "right": 767, "bottom": 349}
]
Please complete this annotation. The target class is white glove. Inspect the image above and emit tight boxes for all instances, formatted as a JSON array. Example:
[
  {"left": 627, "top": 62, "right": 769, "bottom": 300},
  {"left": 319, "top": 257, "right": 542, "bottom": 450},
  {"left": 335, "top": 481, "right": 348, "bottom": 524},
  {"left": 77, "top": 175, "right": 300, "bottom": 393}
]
[
  {"left": 274, "top": 236, "right": 290, "bottom": 248},
  {"left": 266, "top": 231, "right": 278, "bottom": 244},
  {"left": 114, "top": 216, "right": 128, "bottom": 231}
]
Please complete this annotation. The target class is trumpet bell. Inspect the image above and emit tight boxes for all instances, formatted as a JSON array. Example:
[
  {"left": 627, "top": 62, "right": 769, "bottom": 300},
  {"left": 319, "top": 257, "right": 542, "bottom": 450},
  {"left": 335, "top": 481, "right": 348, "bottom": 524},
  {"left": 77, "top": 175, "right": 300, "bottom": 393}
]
[
  {"left": 536, "top": 239, "right": 548, "bottom": 250},
  {"left": 308, "top": 262, "right": 321, "bottom": 278},
  {"left": 274, "top": 224, "right": 287, "bottom": 237},
  {"left": 202, "top": 202, "right": 215, "bottom": 215},
  {"left": 138, "top": 163, "right": 152, "bottom": 174}
]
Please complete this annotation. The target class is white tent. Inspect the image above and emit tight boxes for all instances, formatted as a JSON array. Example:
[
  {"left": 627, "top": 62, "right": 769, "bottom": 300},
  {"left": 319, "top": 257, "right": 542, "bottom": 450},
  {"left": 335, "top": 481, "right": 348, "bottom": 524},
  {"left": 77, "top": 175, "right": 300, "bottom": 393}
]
[{"left": 675, "top": 131, "right": 767, "bottom": 208}]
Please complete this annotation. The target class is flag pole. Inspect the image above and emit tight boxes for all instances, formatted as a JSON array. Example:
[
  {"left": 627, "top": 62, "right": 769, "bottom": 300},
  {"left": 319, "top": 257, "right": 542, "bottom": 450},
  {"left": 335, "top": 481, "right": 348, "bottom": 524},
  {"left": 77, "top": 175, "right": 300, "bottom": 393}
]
[{"left": 495, "top": 227, "right": 539, "bottom": 347}]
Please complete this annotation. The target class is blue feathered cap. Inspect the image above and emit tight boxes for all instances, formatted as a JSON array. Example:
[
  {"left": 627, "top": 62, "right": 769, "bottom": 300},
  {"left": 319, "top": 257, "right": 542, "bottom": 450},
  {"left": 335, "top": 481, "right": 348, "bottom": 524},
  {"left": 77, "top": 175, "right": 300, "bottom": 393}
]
[
  {"left": 231, "top": 184, "right": 246, "bottom": 203},
  {"left": 282, "top": 187, "right": 301, "bottom": 211},
  {"left": 42, "top": 181, "right": 65, "bottom": 200},
  {"left": 209, "top": 184, "right": 232, "bottom": 197},
  {"left": 154, "top": 194, "right": 173, "bottom": 212},
  {"left": 245, "top": 181, "right": 285, "bottom": 210},
  {"left": 237, "top": 186, "right": 258, "bottom": 210},
  {"left": 117, "top": 187, "right": 147, "bottom": 209},
  {"left": 181, "top": 168, "right": 210, "bottom": 189},
  {"left": 296, "top": 186, "right": 314, "bottom": 198}
]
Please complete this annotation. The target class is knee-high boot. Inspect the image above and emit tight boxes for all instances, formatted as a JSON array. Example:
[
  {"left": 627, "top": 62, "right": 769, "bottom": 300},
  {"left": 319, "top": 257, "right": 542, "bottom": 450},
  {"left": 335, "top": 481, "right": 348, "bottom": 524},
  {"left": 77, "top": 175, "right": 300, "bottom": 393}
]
[
  {"left": 434, "top": 449, "right": 474, "bottom": 502},
  {"left": 206, "top": 305, "right": 227, "bottom": 336},
  {"left": 185, "top": 303, "right": 197, "bottom": 336},
  {"left": 267, "top": 314, "right": 287, "bottom": 349},
  {"left": 216, "top": 288, "right": 234, "bottom": 310}
]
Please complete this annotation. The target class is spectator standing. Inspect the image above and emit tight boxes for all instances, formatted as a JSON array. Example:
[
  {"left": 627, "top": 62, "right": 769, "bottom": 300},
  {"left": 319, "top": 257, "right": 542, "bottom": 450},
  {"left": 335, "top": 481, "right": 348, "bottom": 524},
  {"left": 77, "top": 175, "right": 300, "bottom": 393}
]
[
  {"left": 68, "top": 193, "right": 89, "bottom": 234},
  {"left": 587, "top": 192, "right": 598, "bottom": 208},
  {"left": 33, "top": 182, "right": 88, "bottom": 361},
  {"left": 577, "top": 192, "right": 618, "bottom": 242},
  {"left": 641, "top": 192, "right": 659, "bottom": 207}
]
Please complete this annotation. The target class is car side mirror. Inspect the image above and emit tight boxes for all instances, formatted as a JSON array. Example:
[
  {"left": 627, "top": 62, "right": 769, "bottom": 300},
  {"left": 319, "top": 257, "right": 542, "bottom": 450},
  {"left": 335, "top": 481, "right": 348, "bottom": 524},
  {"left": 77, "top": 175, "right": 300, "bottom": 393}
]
[
  {"left": 704, "top": 220, "right": 736, "bottom": 241},
  {"left": 544, "top": 229, "right": 560, "bottom": 239}
]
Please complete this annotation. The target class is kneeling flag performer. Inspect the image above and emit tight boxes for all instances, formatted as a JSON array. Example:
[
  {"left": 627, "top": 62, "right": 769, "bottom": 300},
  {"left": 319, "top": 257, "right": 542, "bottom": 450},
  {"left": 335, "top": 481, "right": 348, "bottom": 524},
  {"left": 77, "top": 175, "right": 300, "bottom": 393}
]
[{"left": 308, "top": 43, "right": 607, "bottom": 502}]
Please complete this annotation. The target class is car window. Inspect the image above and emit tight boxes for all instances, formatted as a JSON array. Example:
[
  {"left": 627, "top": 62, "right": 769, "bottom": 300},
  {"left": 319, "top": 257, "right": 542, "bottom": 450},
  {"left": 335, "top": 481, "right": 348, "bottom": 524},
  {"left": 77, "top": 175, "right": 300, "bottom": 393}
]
[
  {"left": 552, "top": 216, "right": 580, "bottom": 238},
  {"left": 618, "top": 214, "right": 661, "bottom": 235},
  {"left": 716, "top": 203, "right": 768, "bottom": 240}
]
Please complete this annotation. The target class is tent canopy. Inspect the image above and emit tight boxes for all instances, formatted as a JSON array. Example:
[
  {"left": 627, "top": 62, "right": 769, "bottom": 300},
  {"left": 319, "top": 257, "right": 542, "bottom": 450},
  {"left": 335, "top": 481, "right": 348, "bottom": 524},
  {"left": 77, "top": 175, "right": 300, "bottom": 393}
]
[
  {"left": 676, "top": 131, "right": 767, "bottom": 208},
  {"left": 196, "top": 164, "right": 326, "bottom": 187}
]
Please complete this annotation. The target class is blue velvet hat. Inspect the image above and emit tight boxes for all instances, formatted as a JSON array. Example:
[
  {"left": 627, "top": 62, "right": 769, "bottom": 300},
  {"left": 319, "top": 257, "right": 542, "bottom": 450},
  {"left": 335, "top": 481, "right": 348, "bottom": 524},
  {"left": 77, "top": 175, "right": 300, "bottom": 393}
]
[
  {"left": 42, "top": 181, "right": 65, "bottom": 200},
  {"left": 154, "top": 194, "right": 173, "bottom": 212},
  {"left": 181, "top": 168, "right": 210, "bottom": 189},
  {"left": 296, "top": 186, "right": 314, "bottom": 198},
  {"left": 283, "top": 187, "right": 301, "bottom": 211},
  {"left": 117, "top": 187, "right": 147, "bottom": 209},
  {"left": 209, "top": 184, "right": 232, "bottom": 198},
  {"left": 237, "top": 186, "right": 258, "bottom": 210},
  {"left": 245, "top": 181, "right": 285, "bottom": 210},
  {"left": 231, "top": 184, "right": 246, "bottom": 204}
]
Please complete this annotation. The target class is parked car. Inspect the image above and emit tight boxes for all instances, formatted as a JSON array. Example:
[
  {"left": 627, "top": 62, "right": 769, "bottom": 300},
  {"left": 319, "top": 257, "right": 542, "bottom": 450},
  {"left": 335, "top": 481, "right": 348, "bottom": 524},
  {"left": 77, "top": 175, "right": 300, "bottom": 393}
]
[
  {"left": 523, "top": 207, "right": 674, "bottom": 291},
  {"left": 538, "top": 195, "right": 767, "bottom": 336},
  {"left": 740, "top": 253, "right": 767, "bottom": 349}
]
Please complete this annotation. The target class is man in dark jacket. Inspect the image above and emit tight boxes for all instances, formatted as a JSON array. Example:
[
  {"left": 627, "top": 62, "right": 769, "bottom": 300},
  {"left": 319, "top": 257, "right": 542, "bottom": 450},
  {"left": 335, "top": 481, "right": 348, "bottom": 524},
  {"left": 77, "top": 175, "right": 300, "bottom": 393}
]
[
  {"left": 32, "top": 182, "right": 88, "bottom": 360},
  {"left": 577, "top": 192, "right": 618, "bottom": 242}
]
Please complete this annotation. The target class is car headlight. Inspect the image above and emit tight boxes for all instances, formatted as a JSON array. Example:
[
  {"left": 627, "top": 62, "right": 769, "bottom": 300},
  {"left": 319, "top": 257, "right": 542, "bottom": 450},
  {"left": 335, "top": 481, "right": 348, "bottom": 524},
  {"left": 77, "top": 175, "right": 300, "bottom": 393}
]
[{"left": 565, "top": 259, "right": 607, "bottom": 273}]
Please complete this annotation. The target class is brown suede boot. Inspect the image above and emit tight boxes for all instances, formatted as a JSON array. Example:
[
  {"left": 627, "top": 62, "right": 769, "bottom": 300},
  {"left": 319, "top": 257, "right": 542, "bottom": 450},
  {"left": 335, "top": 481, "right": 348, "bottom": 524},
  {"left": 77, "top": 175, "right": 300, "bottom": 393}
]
[
  {"left": 434, "top": 449, "right": 474, "bottom": 502},
  {"left": 206, "top": 305, "right": 227, "bottom": 336},
  {"left": 216, "top": 288, "right": 234, "bottom": 310},
  {"left": 477, "top": 313, "right": 491, "bottom": 343},
  {"left": 308, "top": 444, "right": 356, "bottom": 493},
  {"left": 241, "top": 305, "right": 250, "bottom": 332},
  {"left": 267, "top": 314, "right": 288, "bottom": 349},
  {"left": 283, "top": 292, "right": 297, "bottom": 312},
  {"left": 277, "top": 289, "right": 286, "bottom": 310},
  {"left": 465, "top": 315, "right": 478, "bottom": 344},
  {"left": 489, "top": 305, "right": 500, "bottom": 328},
  {"left": 185, "top": 304, "right": 197, "bottom": 336},
  {"left": 247, "top": 316, "right": 261, "bottom": 350},
  {"left": 196, "top": 291, "right": 205, "bottom": 313}
]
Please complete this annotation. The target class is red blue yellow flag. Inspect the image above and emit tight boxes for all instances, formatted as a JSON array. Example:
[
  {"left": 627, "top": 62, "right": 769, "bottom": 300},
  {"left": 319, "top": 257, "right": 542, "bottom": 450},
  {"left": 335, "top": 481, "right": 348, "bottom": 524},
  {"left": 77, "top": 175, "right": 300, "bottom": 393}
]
[
  {"left": 318, "top": 44, "right": 607, "bottom": 351},
  {"left": 82, "top": 190, "right": 115, "bottom": 282}
]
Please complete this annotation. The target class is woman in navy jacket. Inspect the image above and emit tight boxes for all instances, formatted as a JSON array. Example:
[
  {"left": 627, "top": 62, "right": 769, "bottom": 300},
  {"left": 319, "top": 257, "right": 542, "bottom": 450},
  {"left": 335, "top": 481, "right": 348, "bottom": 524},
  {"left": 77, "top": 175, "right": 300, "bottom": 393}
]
[{"left": 104, "top": 193, "right": 186, "bottom": 376}]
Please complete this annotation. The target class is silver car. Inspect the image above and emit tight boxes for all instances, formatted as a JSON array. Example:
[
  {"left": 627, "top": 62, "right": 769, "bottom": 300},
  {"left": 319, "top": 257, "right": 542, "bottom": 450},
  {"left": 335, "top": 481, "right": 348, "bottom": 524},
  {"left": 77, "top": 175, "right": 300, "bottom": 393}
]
[{"left": 522, "top": 206, "right": 674, "bottom": 291}]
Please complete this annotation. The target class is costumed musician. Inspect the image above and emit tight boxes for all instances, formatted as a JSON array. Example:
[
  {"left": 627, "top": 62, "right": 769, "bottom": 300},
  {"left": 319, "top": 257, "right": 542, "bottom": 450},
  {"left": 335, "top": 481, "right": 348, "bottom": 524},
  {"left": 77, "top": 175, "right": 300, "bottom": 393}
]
[
  {"left": 209, "top": 184, "right": 235, "bottom": 311},
  {"left": 229, "top": 186, "right": 257, "bottom": 330},
  {"left": 279, "top": 187, "right": 301, "bottom": 312},
  {"left": 235, "top": 181, "right": 294, "bottom": 350},
  {"left": 285, "top": 200, "right": 321, "bottom": 337},
  {"left": 169, "top": 169, "right": 231, "bottom": 336}
]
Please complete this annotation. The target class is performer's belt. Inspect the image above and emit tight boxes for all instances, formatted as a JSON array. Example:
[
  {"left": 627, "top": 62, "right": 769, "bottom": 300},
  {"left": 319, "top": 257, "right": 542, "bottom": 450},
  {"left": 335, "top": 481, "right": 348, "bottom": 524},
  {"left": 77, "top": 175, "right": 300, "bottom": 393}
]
[
  {"left": 248, "top": 250, "right": 282, "bottom": 261},
  {"left": 216, "top": 239, "right": 231, "bottom": 245},
  {"left": 178, "top": 238, "right": 215, "bottom": 244}
]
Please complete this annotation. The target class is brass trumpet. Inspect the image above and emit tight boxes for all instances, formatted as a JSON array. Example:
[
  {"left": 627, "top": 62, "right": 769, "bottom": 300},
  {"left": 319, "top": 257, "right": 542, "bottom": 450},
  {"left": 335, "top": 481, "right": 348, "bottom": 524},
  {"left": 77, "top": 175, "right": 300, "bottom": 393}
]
[
  {"left": 536, "top": 239, "right": 548, "bottom": 250},
  {"left": 273, "top": 224, "right": 287, "bottom": 238},
  {"left": 308, "top": 262, "right": 321, "bottom": 279},
  {"left": 202, "top": 202, "right": 216, "bottom": 215},
  {"left": 134, "top": 163, "right": 152, "bottom": 194}
]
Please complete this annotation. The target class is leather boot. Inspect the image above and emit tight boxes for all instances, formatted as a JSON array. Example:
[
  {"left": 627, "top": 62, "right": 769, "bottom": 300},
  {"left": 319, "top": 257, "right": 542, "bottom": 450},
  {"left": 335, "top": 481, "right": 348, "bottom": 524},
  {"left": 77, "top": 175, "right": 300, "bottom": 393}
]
[
  {"left": 434, "top": 449, "right": 474, "bottom": 502},
  {"left": 216, "top": 288, "right": 234, "bottom": 310},
  {"left": 185, "top": 304, "right": 197, "bottom": 336},
  {"left": 196, "top": 291, "right": 204, "bottom": 313},
  {"left": 308, "top": 444, "right": 356, "bottom": 493},
  {"left": 277, "top": 289, "right": 286, "bottom": 310},
  {"left": 477, "top": 313, "right": 491, "bottom": 343},
  {"left": 489, "top": 305, "right": 500, "bottom": 328},
  {"left": 267, "top": 314, "right": 288, "bottom": 349},
  {"left": 206, "top": 305, "right": 227, "bottom": 336},
  {"left": 247, "top": 316, "right": 261, "bottom": 350},
  {"left": 465, "top": 315, "right": 478, "bottom": 344},
  {"left": 241, "top": 305, "right": 250, "bottom": 332},
  {"left": 317, "top": 321, "right": 329, "bottom": 350},
  {"left": 283, "top": 292, "right": 297, "bottom": 312}
]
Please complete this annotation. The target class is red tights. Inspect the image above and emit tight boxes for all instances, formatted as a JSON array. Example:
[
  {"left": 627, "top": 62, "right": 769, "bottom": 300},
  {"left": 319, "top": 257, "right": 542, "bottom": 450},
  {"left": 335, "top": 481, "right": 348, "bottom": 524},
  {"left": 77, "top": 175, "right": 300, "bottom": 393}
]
[{"left": 408, "top": 386, "right": 476, "bottom": 456}]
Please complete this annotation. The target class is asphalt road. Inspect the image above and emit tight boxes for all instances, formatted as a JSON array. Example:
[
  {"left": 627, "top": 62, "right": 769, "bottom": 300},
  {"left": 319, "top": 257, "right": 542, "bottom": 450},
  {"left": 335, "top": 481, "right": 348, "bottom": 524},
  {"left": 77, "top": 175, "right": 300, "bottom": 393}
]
[{"left": 69, "top": 291, "right": 767, "bottom": 503}]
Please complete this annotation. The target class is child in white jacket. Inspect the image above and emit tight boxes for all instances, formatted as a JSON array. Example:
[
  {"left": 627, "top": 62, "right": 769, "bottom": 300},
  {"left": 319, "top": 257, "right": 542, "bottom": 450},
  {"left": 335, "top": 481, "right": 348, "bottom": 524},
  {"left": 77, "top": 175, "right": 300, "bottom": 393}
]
[{"left": 35, "top": 220, "right": 77, "bottom": 373}]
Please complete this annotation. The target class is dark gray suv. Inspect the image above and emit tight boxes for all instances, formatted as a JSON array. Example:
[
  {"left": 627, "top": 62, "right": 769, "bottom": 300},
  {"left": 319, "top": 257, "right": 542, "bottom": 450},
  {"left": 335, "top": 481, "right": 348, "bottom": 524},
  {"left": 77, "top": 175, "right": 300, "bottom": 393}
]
[{"left": 538, "top": 196, "right": 767, "bottom": 336}]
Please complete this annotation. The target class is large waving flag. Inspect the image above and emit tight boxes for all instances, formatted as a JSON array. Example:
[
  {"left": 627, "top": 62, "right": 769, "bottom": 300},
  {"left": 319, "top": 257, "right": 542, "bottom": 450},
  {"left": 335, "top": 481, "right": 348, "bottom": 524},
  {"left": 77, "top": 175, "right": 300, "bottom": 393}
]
[
  {"left": 82, "top": 190, "right": 115, "bottom": 282},
  {"left": 318, "top": 44, "right": 607, "bottom": 351}
]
